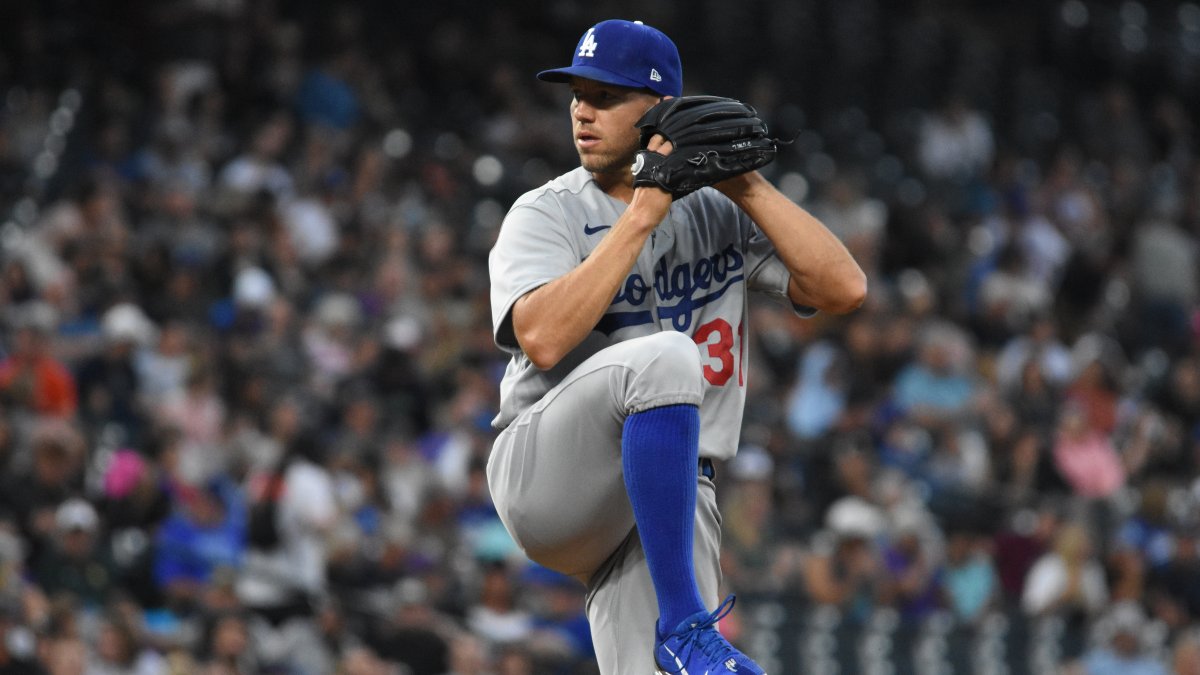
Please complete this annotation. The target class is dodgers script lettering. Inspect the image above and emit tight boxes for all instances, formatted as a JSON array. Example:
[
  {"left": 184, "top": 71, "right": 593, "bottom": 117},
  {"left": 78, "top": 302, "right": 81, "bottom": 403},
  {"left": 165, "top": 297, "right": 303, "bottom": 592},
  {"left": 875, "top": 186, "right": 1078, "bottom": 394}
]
[{"left": 600, "top": 243, "right": 745, "bottom": 334}]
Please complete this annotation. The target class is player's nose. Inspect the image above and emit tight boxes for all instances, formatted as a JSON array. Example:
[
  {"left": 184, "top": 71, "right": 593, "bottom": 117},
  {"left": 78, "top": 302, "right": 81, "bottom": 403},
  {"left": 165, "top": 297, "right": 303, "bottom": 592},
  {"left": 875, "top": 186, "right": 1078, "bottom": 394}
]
[{"left": 572, "top": 100, "right": 596, "bottom": 122}]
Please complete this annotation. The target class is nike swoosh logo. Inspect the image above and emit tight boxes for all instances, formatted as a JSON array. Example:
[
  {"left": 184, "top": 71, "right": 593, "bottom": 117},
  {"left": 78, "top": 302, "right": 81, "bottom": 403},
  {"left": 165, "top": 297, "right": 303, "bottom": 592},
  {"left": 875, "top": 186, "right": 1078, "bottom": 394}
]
[{"left": 583, "top": 223, "right": 611, "bottom": 235}]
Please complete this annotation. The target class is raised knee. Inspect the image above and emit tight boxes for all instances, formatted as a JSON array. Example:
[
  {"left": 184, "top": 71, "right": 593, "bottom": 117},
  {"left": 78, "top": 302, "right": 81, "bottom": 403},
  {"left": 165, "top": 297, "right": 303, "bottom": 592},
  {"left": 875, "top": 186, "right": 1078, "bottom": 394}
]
[
  {"left": 648, "top": 330, "right": 702, "bottom": 368},
  {"left": 630, "top": 331, "right": 704, "bottom": 395}
]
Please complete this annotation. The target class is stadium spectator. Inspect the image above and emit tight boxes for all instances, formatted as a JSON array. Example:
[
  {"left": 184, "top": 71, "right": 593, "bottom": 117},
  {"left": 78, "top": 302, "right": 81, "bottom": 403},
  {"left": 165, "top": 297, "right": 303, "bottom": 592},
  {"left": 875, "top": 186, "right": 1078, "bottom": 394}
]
[
  {"left": 153, "top": 480, "right": 246, "bottom": 610},
  {"left": 941, "top": 526, "right": 999, "bottom": 625},
  {"left": 1052, "top": 401, "right": 1126, "bottom": 500},
  {"left": 1077, "top": 602, "right": 1169, "bottom": 675},
  {"left": 465, "top": 562, "right": 532, "bottom": 647},
  {"left": 85, "top": 613, "right": 167, "bottom": 675},
  {"left": 365, "top": 579, "right": 453, "bottom": 675},
  {"left": 237, "top": 434, "right": 336, "bottom": 622},
  {"left": 1148, "top": 526, "right": 1200, "bottom": 628},
  {"left": 75, "top": 303, "right": 156, "bottom": 445},
  {"left": 2, "top": 424, "right": 86, "bottom": 561},
  {"left": 891, "top": 320, "right": 978, "bottom": 428},
  {"left": 29, "top": 499, "right": 116, "bottom": 610},
  {"left": 878, "top": 525, "right": 943, "bottom": 621},
  {"left": 802, "top": 498, "right": 884, "bottom": 623},
  {"left": 0, "top": 306, "right": 77, "bottom": 419},
  {"left": 197, "top": 611, "right": 256, "bottom": 675},
  {"left": 1022, "top": 522, "right": 1108, "bottom": 618},
  {"left": 916, "top": 94, "right": 995, "bottom": 184}
]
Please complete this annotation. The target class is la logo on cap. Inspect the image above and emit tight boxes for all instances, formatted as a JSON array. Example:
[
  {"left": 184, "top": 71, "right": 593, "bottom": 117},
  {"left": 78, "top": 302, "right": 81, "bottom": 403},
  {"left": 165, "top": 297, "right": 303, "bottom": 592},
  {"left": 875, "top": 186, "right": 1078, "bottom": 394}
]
[{"left": 578, "top": 28, "right": 598, "bottom": 57}]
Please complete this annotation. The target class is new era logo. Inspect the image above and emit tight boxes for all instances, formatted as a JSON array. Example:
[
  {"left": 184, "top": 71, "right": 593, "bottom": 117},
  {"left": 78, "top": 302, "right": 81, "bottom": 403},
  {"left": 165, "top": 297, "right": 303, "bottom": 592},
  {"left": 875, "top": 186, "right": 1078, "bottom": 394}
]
[{"left": 650, "top": 68, "right": 662, "bottom": 82}]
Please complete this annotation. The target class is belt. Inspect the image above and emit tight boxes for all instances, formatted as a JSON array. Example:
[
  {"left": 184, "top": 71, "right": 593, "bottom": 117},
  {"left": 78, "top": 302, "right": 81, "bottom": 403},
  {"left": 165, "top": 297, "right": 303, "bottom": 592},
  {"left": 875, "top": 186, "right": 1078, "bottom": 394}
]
[{"left": 699, "top": 458, "right": 715, "bottom": 481}]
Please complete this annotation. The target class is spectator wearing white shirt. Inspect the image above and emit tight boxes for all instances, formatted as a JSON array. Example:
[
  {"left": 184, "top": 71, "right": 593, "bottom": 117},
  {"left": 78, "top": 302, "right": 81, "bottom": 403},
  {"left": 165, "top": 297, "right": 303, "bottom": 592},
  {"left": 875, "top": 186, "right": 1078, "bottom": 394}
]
[
  {"left": 918, "top": 94, "right": 995, "bottom": 182},
  {"left": 1022, "top": 522, "right": 1108, "bottom": 617}
]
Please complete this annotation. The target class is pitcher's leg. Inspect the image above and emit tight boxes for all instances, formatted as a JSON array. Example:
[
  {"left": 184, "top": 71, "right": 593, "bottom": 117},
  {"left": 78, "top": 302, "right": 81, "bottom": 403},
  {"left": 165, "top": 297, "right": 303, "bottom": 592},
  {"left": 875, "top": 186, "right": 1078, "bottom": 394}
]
[
  {"left": 587, "top": 478, "right": 722, "bottom": 675},
  {"left": 486, "top": 332, "right": 705, "bottom": 578},
  {"left": 621, "top": 404, "right": 706, "bottom": 628}
]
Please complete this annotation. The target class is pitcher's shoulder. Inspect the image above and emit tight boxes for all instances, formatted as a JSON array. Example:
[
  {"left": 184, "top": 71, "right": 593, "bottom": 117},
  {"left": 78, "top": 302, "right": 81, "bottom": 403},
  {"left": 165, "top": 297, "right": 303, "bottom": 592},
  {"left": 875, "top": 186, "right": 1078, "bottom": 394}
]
[{"left": 511, "top": 167, "right": 595, "bottom": 209}]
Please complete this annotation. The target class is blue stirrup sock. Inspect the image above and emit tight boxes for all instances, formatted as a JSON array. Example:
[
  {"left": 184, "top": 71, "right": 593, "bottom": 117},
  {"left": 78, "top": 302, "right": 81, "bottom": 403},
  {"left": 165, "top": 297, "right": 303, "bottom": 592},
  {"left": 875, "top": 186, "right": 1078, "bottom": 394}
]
[{"left": 622, "top": 403, "right": 706, "bottom": 632}]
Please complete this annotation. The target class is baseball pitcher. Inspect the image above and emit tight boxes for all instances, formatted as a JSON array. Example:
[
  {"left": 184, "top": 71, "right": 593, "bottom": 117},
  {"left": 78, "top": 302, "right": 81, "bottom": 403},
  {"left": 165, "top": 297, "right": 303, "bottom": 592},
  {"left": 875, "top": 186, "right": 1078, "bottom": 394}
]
[{"left": 487, "top": 19, "right": 866, "bottom": 675}]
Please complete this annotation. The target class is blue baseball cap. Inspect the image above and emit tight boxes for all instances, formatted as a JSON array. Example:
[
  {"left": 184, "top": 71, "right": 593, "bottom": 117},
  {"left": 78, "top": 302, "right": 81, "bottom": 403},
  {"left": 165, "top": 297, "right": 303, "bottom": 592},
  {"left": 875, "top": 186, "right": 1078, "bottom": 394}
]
[{"left": 537, "top": 20, "right": 682, "bottom": 97}]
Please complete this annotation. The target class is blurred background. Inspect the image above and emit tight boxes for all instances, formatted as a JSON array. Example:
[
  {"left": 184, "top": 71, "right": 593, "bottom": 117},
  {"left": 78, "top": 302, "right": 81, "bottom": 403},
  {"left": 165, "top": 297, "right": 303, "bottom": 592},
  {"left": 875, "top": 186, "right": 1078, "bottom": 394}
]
[{"left": 1, "top": 0, "right": 1199, "bottom": 673}]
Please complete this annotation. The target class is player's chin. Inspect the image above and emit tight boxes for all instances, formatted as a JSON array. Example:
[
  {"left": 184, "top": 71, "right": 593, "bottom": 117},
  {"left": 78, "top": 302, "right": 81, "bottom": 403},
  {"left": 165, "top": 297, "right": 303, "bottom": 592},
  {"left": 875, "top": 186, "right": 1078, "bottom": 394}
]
[
  {"left": 576, "top": 146, "right": 601, "bottom": 165},
  {"left": 578, "top": 155, "right": 607, "bottom": 173},
  {"left": 579, "top": 152, "right": 629, "bottom": 175}
]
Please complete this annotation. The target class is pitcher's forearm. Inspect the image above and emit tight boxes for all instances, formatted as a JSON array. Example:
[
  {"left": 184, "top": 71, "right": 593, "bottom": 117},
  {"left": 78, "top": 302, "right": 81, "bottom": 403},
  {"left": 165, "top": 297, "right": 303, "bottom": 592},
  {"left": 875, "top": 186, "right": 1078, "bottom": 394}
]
[
  {"left": 719, "top": 173, "right": 867, "bottom": 313},
  {"left": 513, "top": 189, "right": 670, "bottom": 368}
]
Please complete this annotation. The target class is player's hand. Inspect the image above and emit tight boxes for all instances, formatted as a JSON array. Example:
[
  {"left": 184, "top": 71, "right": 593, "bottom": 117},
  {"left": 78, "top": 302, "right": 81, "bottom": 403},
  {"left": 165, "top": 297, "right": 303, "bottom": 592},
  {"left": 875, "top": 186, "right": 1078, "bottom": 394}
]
[
  {"left": 633, "top": 133, "right": 675, "bottom": 205},
  {"left": 714, "top": 169, "right": 769, "bottom": 201},
  {"left": 647, "top": 133, "right": 674, "bottom": 156},
  {"left": 632, "top": 95, "right": 780, "bottom": 199}
]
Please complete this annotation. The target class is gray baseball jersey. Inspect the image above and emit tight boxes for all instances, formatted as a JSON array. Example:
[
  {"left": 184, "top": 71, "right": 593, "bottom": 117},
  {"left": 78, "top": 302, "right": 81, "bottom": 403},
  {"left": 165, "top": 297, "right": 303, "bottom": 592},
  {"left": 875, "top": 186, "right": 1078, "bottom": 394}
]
[{"left": 490, "top": 166, "right": 811, "bottom": 460}]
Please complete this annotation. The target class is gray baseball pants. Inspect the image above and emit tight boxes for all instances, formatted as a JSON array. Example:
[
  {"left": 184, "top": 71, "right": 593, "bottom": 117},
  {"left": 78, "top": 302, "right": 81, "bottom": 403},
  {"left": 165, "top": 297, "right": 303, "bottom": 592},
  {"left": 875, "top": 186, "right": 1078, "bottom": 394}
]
[{"left": 487, "top": 332, "right": 723, "bottom": 674}]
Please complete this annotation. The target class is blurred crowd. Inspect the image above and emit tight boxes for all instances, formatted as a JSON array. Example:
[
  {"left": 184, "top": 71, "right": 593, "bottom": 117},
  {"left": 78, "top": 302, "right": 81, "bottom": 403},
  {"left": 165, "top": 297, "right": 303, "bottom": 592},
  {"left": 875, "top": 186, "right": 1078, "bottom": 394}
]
[{"left": 1, "top": 0, "right": 1200, "bottom": 673}]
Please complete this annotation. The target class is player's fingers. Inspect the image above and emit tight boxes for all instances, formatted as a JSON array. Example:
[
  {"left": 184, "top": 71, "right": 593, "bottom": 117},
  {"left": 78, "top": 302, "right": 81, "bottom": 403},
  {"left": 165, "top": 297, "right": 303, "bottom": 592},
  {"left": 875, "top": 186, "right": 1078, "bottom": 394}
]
[{"left": 647, "top": 134, "right": 673, "bottom": 156}]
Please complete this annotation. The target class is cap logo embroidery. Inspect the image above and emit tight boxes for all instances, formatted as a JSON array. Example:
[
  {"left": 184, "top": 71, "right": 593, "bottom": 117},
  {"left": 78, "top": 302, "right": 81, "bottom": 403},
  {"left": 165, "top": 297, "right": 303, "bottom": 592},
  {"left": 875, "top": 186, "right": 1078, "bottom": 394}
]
[
  {"left": 578, "top": 28, "right": 599, "bottom": 57},
  {"left": 650, "top": 68, "right": 662, "bottom": 82}
]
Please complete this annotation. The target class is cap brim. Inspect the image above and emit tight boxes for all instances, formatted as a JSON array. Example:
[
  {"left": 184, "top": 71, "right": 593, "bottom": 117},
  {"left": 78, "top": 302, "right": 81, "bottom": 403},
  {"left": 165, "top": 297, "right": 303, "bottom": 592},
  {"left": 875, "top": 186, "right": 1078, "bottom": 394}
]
[{"left": 537, "top": 65, "right": 650, "bottom": 91}]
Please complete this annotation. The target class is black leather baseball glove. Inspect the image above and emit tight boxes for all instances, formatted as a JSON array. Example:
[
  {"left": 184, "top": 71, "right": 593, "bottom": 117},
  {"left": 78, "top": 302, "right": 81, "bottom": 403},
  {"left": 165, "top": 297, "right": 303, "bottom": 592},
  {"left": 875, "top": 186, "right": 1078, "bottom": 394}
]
[{"left": 631, "top": 95, "right": 781, "bottom": 199}]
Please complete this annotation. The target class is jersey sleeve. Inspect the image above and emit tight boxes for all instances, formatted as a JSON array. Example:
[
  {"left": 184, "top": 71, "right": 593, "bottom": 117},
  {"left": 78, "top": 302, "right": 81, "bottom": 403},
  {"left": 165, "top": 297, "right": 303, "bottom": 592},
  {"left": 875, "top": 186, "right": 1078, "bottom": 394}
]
[
  {"left": 740, "top": 208, "right": 817, "bottom": 318},
  {"left": 488, "top": 199, "right": 580, "bottom": 352}
]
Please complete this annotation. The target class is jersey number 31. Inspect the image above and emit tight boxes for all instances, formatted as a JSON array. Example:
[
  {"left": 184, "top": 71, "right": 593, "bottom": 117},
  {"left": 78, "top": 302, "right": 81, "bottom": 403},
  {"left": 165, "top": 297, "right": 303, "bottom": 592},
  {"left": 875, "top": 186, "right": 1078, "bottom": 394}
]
[{"left": 692, "top": 318, "right": 744, "bottom": 387}]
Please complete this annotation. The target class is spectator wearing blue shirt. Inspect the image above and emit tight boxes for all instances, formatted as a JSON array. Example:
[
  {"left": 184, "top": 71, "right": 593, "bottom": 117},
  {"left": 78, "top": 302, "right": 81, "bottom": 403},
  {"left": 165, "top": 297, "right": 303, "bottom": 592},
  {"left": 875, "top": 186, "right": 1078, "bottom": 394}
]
[
  {"left": 893, "top": 322, "right": 977, "bottom": 425},
  {"left": 941, "top": 527, "right": 999, "bottom": 625},
  {"left": 295, "top": 50, "right": 361, "bottom": 131},
  {"left": 1115, "top": 482, "right": 1176, "bottom": 570},
  {"left": 154, "top": 479, "right": 246, "bottom": 608}
]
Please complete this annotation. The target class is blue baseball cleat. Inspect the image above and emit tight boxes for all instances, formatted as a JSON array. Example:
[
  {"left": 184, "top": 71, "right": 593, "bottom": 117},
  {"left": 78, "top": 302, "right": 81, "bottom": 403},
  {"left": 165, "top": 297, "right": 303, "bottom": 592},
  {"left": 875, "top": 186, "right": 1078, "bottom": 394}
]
[{"left": 654, "top": 595, "right": 766, "bottom": 675}]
